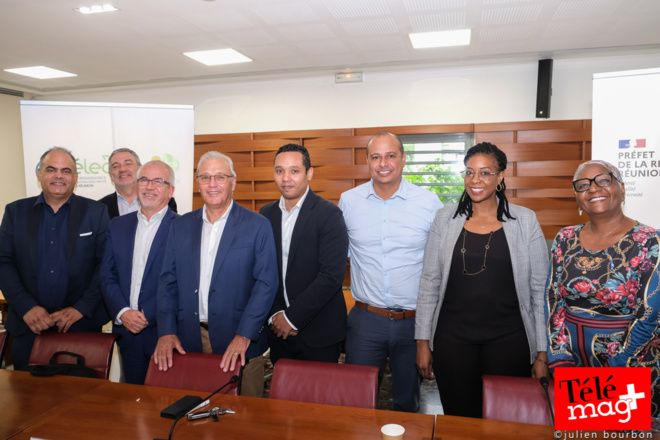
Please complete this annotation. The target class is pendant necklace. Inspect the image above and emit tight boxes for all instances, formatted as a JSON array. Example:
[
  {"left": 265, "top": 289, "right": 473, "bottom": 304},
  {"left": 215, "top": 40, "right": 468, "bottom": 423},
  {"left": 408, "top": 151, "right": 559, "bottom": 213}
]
[{"left": 461, "top": 228, "right": 494, "bottom": 276}]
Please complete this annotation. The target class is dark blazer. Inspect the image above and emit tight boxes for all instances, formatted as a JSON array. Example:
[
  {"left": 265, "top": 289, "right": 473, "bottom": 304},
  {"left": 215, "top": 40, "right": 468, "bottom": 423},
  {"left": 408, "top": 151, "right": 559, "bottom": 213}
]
[
  {"left": 0, "top": 194, "right": 110, "bottom": 337},
  {"left": 157, "top": 203, "right": 278, "bottom": 358},
  {"left": 100, "top": 207, "right": 179, "bottom": 352},
  {"left": 99, "top": 192, "right": 178, "bottom": 219},
  {"left": 260, "top": 190, "right": 349, "bottom": 348}
]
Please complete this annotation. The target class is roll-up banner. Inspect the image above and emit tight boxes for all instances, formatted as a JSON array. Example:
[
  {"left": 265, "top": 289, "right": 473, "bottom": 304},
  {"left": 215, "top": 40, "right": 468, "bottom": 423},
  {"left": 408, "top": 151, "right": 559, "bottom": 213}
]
[
  {"left": 20, "top": 101, "right": 194, "bottom": 213},
  {"left": 592, "top": 68, "right": 660, "bottom": 228}
]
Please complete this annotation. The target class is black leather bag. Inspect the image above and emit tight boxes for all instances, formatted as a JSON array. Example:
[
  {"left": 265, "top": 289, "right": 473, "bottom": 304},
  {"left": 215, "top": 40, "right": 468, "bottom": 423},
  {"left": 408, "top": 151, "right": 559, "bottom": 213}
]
[{"left": 28, "top": 351, "right": 97, "bottom": 378}]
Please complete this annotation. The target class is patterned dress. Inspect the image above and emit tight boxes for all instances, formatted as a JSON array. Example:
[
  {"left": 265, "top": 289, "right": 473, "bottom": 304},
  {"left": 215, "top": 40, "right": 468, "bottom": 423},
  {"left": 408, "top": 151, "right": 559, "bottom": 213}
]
[{"left": 546, "top": 223, "right": 660, "bottom": 416}]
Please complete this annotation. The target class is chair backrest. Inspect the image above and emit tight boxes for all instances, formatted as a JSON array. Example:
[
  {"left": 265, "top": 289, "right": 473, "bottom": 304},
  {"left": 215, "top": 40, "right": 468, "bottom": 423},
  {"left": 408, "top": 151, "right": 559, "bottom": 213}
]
[
  {"left": 482, "top": 375, "right": 555, "bottom": 425},
  {"left": 28, "top": 331, "right": 119, "bottom": 379},
  {"left": 269, "top": 359, "right": 379, "bottom": 409},
  {"left": 144, "top": 352, "right": 239, "bottom": 395},
  {"left": 0, "top": 327, "right": 7, "bottom": 368}
]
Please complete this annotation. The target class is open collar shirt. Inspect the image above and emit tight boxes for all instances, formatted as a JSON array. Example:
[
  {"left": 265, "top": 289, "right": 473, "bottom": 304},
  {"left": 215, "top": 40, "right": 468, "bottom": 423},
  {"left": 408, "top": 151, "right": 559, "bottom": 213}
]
[
  {"left": 338, "top": 178, "right": 443, "bottom": 310},
  {"left": 117, "top": 191, "right": 140, "bottom": 216},
  {"left": 199, "top": 201, "right": 233, "bottom": 322},
  {"left": 116, "top": 205, "right": 168, "bottom": 324}
]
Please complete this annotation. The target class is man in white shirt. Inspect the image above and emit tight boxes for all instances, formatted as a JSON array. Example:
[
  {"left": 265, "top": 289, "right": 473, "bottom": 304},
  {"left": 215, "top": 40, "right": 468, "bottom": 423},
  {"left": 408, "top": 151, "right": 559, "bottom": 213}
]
[
  {"left": 154, "top": 151, "right": 278, "bottom": 397},
  {"left": 100, "top": 160, "right": 179, "bottom": 384},
  {"left": 260, "top": 144, "right": 349, "bottom": 365}
]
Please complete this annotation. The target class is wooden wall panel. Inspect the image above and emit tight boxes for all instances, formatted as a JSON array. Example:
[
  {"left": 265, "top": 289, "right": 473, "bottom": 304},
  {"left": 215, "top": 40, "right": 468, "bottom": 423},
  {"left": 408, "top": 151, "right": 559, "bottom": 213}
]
[{"left": 195, "top": 120, "right": 591, "bottom": 238}]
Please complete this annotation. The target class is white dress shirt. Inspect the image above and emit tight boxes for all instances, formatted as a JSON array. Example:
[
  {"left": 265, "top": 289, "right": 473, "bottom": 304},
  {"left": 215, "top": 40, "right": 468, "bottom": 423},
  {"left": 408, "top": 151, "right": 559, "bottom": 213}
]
[
  {"left": 199, "top": 201, "right": 233, "bottom": 322},
  {"left": 116, "top": 205, "right": 168, "bottom": 324},
  {"left": 270, "top": 187, "right": 310, "bottom": 330}
]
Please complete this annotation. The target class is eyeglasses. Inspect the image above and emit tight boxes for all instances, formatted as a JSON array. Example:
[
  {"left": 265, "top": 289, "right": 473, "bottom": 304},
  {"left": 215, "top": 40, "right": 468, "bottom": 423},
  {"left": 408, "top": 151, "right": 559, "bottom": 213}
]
[
  {"left": 196, "top": 173, "right": 234, "bottom": 185},
  {"left": 572, "top": 172, "right": 618, "bottom": 192},
  {"left": 460, "top": 170, "right": 500, "bottom": 180},
  {"left": 137, "top": 177, "right": 170, "bottom": 187}
]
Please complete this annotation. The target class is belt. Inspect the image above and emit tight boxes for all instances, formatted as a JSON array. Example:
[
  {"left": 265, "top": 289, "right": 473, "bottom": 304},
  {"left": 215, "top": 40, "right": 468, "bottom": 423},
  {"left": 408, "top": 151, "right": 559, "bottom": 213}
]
[
  {"left": 200, "top": 322, "right": 209, "bottom": 330},
  {"left": 355, "top": 301, "right": 415, "bottom": 320}
]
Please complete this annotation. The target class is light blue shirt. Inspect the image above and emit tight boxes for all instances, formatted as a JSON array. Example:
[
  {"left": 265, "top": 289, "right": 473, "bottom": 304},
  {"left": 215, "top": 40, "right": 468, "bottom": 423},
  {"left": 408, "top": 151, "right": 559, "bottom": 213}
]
[
  {"left": 117, "top": 191, "right": 140, "bottom": 216},
  {"left": 338, "top": 178, "right": 443, "bottom": 310}
]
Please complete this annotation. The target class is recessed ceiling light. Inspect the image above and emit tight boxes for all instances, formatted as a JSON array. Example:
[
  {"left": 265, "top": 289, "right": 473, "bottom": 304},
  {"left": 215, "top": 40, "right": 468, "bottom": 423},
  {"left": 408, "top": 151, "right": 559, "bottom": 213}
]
[
  {"left": 409, "top": 29, "right": 471, "bottom": 49},
  {"left": 3, "top": 66, "right": 77, "bottom": 79},
  {"left": 183, "top": 49, "right": 252, "bottom": 66},
  {"left": 75, "top": 4, "right": 119, "bottom": 14}
]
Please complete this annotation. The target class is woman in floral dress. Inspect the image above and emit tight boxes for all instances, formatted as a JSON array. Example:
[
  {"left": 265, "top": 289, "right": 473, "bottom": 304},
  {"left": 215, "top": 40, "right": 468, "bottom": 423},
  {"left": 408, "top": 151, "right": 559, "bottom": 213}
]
[{"left": 546, "top": 159, "right": 660, "bottom": 416}]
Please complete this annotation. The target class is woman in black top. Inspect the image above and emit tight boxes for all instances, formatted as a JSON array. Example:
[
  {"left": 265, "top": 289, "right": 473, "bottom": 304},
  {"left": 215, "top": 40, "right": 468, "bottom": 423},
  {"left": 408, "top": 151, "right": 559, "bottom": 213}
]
[{"left": 415, "top": 142, "right": 550, "bottom": 418}]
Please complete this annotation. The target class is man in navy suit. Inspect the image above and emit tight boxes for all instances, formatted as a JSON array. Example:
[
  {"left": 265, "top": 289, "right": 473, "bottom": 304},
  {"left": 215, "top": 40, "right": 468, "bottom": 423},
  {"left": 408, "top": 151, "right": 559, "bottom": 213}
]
[
  {"left": 260, "top": 144, "right": 348, "bottom": 365},
  {"left": 0, "top": 147, "right": 109, "bottom": 370},
  {"left": 99, "top": 148, "right": 177, "bottom": 219},
  {"left": 100, "top": 160, "right": 179, "bottom": 384},
  {"left": 154, "top": 151, "right": 278, "bottom": 397}
]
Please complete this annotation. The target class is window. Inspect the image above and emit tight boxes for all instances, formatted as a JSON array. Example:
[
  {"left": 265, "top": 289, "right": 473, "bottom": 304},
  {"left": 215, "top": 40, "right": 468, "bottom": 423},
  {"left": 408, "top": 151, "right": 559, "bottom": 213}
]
[{"left": 401, "top": 133, "right": 473, "bottom": 205}]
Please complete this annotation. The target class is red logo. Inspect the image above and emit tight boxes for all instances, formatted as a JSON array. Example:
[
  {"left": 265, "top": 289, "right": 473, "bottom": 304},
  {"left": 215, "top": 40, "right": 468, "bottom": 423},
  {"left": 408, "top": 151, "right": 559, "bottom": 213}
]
[{"left": 554, "top": 367, "right": 651, "bottom": 430}]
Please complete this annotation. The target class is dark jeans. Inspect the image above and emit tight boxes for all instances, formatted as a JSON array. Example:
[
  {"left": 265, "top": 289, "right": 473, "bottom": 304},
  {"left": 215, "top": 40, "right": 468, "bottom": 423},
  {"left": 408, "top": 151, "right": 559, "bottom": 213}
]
[{"left": 345, "top": 305, "right": 420, "bottom": 412}]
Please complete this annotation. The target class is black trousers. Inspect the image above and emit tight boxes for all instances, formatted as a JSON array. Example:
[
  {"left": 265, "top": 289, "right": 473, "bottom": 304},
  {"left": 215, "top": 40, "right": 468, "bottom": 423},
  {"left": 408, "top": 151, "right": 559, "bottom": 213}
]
[
  {"left": 268, "top": 332, "right": 342, "bottom": 366},
  {"left": 432, "top": 327, "right": 531, "bottom": 418}
]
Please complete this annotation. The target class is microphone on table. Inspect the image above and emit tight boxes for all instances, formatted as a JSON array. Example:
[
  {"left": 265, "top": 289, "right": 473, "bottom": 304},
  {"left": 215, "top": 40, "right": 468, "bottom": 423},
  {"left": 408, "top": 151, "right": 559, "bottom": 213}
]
[
  {"left": 155, "top": 372, "right": 242, "bottom": 440},
  {"left": 540, "top": 376, "right": 555, "bottom": 426}
]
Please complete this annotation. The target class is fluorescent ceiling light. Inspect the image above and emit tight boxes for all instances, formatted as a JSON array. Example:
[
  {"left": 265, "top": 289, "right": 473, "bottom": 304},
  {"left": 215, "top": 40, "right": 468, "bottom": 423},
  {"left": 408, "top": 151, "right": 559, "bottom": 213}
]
[
  {"left": 183, "top": 49, "right": 252, "bottom": 66},
  {"left": 4, "top": 66, "right": 77, "bottom": 79},
  {"left": 75, "top": 4, "right": 119, "bottom": 14},
  {"left": 409, "top": 29, "right": 471, "bottom": 49}
]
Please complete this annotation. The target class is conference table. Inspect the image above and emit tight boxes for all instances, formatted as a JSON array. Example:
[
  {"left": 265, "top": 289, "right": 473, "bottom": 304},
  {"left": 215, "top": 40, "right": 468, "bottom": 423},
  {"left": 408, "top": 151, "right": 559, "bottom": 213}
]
[{"left": 0, "top": 369, "right": 581, "bottom": 440}]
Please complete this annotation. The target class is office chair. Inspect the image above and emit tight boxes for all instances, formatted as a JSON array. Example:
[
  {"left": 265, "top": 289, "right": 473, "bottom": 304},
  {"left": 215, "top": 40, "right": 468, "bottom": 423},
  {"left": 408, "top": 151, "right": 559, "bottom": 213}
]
[
  {"left": 144, "top": 351, "right": 240, "bottom": 395},
  {"left": 482, "top": 374, "right": 555, "bottom": 425},
  {"left": 28, "top": 330, "right": 119, "bottom": 379},
  {"left": 269, "top": 358, "right": 379, "bottom": 409}
]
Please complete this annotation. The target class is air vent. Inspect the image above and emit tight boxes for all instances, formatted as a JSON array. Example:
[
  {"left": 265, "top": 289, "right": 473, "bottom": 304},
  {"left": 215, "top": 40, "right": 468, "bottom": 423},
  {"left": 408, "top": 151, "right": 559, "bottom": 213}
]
[{"left": 0, "top": 87, "right": 24, "bottom": 97}]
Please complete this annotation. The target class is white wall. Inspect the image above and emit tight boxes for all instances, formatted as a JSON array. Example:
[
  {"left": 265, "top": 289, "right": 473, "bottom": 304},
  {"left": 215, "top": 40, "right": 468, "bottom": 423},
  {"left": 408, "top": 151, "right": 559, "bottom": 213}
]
[
  {"left": 2, "top": 52, "right": 660, "bottom": 213},
  {"left": 0, "top": 94, "right": 26, "bottom": 214},
  {"left": 36, "top": 53, "right": 660, "bottom": 134}
]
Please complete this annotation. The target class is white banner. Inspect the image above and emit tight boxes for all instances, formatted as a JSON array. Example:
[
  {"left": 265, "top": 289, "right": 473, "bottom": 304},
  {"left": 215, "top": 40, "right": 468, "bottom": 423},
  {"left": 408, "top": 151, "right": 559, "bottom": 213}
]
[
  {"left": 592, "top": 68, "right": 660, "bottom": 229},
  {"left": 20, "top": 101, "right": 194, "bottom": 213}
]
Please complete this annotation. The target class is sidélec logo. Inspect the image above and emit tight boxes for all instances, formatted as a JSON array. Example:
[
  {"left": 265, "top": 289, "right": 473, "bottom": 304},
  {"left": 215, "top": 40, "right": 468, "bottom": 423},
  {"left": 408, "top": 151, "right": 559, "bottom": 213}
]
[{"left": 554, "top": 367, "right": 651, "bottom": 430}]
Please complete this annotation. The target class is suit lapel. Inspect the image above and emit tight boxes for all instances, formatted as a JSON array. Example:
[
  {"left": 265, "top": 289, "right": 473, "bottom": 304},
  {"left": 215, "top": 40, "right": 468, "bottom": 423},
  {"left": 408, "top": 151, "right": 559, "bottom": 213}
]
[
  {"left": 142, "top": 209, "right": 171, "bottom": 280},
  {"left": 191, "top": 209, "right": 203, "bottom": 285},
  {"left": 501, "top": 218, "right": 520, "bottom": 288},
  {"left": 270, "top": 206, "right": 283, "bottom": 270},
  {"left": 442, "top": 214, "right": 466, "bottom": 283},
  {"left": 210, "top": 204, "right": 239, "bottom": 285},
  {"left": 287, "top": 191, "right": 315, "bottom": 267},
  {"left": 28, "top": 202, "right": 41, "bottom": 269},
  {"left": 66, "top": 194, "right": 81, "bottom": 267},
  {"left": 109, "top": 193, "right": 120, "bottom": 218}
]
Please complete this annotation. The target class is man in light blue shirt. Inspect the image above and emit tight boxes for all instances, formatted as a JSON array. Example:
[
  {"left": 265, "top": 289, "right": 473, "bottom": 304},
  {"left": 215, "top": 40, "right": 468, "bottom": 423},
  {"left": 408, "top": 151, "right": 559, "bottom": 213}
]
[{"left": 338, "top": 132, "right": 443, "bottom": 412}]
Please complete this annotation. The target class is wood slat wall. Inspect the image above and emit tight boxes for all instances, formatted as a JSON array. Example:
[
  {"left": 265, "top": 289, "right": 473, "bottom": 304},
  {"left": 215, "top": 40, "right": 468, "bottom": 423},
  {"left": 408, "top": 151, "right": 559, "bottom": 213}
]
[{"left": 194, "top": 120, "right": 591, "bottom": 239}]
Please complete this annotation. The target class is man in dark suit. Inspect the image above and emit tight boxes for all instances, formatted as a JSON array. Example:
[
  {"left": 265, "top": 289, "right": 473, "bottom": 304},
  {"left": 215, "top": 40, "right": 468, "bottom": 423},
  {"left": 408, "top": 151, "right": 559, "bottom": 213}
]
[
  {"left": 260, "top": 144, "right": 348, "bottom": 365},
  {"left": 0, "top": 147, "right": 110, "bottom": 370},
  {"left": 154, "top": 151, "right": 278, "bottom": 397},
  {"left": 100, "top": 160, "right": 179, "bottom": 384},
  {"left": 99, "top": 148, "right": 177, "bottom": 219}
]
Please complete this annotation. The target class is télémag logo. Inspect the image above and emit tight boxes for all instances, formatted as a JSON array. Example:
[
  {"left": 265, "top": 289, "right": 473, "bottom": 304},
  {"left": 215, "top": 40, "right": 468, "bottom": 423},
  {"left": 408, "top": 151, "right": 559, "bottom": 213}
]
[{"left": 554, "top": 367, "right": 651, "bottom": 431}]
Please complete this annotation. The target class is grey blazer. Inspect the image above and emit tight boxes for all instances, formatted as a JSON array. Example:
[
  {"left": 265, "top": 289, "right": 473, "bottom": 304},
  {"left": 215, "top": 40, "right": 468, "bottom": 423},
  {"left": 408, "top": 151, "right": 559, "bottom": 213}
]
[{"left": 415, "top": 203, "right": 550, "bottom": 362}]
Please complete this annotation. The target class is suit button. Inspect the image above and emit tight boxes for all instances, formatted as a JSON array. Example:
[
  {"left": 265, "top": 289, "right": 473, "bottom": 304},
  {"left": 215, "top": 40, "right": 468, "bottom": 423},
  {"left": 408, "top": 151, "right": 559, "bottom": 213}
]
[{"left": 194, "top": 312, "right": 198, "bottom": 316}]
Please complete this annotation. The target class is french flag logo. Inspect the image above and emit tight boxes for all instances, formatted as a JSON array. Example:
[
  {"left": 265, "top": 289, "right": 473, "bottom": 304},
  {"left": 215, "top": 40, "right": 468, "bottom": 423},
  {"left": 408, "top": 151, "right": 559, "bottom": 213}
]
[{"left": 619, "top": 139, "right": 646, "bottom": 149}]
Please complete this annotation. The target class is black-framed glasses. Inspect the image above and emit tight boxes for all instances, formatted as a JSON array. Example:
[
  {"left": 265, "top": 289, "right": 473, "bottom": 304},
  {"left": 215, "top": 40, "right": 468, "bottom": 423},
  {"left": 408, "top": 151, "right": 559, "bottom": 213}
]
[
  {"left": 572, "top": 172, "right": 618, "bottom": 192},
  {"left": 460, "top": 170, "right": 500, "bottom": 180},
  {"left": 137, "top": 177, "right": 170, "bottom": 187},
  {"left": 196, "top": 173, "right": 234, "bottom": 185}
]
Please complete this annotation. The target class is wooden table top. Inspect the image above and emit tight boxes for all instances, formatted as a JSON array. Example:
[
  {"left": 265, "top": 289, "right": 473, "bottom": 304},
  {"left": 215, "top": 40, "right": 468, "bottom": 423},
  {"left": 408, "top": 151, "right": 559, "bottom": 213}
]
[
  {"left": 9, "top": 377, "right": 435, "bottom": 440},
  {"left": 433, "top": 414, "right": 553, "bottom": 440},
  {"left": 0, "top": 370, "right": 104, "bottom": 439}
]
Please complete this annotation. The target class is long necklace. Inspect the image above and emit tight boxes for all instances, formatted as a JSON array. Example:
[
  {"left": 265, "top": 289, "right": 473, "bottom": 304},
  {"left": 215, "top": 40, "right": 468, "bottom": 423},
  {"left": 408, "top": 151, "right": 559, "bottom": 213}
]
[{"left": 461, "top": 228, "right": 494, "bottom": 276}]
